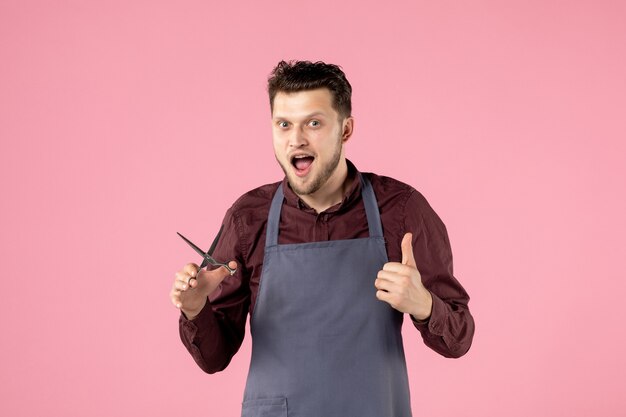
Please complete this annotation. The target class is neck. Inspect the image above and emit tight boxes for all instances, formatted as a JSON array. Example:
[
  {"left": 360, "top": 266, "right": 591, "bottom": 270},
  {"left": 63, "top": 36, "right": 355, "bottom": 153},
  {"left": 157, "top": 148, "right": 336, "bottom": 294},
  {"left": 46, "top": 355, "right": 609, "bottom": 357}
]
[{"left": 298, "top": 159, "right": 350, "bottom": 213}]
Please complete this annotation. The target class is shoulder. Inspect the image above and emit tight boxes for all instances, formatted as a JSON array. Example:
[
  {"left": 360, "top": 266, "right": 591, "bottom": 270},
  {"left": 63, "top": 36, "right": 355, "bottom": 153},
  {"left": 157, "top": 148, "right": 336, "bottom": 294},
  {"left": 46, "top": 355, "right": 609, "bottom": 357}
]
[
  {"left": 218, "top": 181, "right": 281, "bottom": 261},
  {"left": 363, "top": 171, "right": 443, "bottom": 231},
  {"left": 226, "top": 181, "right": 281, "bottom": 223},
  {"left": 363, "top": 171, "right": 428, "bottom": 213}
]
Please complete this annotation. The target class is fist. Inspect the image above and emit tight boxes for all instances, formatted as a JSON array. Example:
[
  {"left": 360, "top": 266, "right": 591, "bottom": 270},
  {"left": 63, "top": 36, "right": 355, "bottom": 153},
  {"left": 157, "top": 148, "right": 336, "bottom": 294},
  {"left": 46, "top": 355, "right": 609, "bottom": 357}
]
[
  {"left": 170, "top": 261, "right": 237, "bottom": 319},
  {"left": 374, "top": 233, "right": 433, "bottom": 321}
]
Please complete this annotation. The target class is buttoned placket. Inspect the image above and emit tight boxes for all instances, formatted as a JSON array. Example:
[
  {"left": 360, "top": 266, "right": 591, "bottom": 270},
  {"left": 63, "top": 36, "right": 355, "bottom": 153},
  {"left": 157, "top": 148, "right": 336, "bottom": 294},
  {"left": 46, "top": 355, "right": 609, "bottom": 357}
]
[{"left": 314, "top": 212, "right": 330, "bottom": 241}]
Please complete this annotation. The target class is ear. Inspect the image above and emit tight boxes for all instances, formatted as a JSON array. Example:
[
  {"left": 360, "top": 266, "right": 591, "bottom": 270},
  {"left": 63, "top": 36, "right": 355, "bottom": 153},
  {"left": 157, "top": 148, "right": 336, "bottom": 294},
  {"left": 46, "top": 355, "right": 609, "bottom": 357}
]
[{"left": 341, "top": 116, "right": 354, "bottom": 143}]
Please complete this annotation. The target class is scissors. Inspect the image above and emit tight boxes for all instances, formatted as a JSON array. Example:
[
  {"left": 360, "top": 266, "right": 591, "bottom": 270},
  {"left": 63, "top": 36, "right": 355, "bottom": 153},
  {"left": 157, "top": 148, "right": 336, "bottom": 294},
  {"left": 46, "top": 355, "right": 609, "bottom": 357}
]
[{"left": 177, "top": 225, "right": 237, "bottom": 276}]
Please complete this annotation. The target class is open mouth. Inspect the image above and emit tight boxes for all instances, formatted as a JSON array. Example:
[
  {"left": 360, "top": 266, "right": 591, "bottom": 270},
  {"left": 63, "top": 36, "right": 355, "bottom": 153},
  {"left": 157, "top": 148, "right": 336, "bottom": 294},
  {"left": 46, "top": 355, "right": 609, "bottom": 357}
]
[{"left": 291, "top": 154, "right": 315, "bottom": 177}]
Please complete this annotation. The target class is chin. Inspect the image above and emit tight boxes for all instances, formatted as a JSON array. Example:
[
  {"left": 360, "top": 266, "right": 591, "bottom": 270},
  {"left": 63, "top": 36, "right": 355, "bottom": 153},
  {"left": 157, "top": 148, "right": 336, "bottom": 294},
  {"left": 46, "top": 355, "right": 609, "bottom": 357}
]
[
  {"left": 288, "top": 172, "right": 321, "bottom": 196},
  {"left": 288, "top": 178, "right": 313, "bottom": 195}
]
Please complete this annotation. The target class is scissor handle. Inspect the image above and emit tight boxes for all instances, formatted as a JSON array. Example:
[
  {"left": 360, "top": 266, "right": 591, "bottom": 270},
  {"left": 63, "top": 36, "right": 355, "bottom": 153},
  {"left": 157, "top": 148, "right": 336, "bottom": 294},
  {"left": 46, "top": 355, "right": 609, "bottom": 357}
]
[
  {"left": 205, "top": 256, "right": 237, "bottom": 276},
  {"left": 216, "top": 260, "right": 236, "bottom": 276},
  {"left": 223, "top": 264, "right": 237, "bottom": 276}
]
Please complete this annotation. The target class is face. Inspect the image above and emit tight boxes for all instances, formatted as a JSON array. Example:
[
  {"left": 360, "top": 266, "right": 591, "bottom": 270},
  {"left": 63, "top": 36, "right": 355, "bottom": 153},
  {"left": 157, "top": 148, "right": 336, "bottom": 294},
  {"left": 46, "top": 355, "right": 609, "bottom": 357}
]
[{"left": 272, "top": 88, "right": 353, "bottom": 196}]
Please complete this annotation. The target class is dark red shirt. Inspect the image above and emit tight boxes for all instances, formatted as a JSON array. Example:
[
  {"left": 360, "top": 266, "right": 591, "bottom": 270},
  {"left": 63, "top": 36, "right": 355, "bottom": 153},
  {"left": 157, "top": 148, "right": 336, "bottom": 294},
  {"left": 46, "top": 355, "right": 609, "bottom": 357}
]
[{"left": 179, "top": 161, "right": 474, "bottom": 373}]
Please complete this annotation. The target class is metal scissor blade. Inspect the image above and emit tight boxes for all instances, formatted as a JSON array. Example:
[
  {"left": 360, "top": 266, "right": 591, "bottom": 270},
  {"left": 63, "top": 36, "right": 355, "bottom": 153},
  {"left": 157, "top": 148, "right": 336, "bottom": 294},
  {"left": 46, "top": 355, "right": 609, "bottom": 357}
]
[
  {"left": 198, "top": 256, "right": 210, "bottom": 271},
  {"left": 207, "top": 224, "right": 224, "bottom": 256},
  {"left": 177, "top": 232, "right": 208, "bottom": 258},
  {"left": 177, "top": 230, "right": 237, "bottom": 276}
]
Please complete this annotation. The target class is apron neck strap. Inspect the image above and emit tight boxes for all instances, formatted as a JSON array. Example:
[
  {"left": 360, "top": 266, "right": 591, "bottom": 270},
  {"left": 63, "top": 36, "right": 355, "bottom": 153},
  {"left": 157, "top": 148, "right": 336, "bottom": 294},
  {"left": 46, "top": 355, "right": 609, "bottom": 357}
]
[
  {"left": 359, "top": 173, "right": 384, "bottom": 239},
  {"left": 265, "top": 172, "right": 383, "bottom": 247}
]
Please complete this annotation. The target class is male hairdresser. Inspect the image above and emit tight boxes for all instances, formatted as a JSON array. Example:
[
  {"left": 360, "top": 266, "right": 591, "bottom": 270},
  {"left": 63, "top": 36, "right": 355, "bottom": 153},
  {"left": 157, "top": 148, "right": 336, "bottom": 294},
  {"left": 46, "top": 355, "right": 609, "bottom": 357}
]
[{"left": 171, "top": 60, "right": 475, "bottom": 416}]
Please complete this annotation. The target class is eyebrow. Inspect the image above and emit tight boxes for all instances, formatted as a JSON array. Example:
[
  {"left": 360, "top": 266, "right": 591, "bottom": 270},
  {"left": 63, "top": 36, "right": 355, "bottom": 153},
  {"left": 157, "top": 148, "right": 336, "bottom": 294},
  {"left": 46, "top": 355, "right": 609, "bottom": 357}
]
[{"left": 272, "top": 111, "right": 327, "bottom": 121}]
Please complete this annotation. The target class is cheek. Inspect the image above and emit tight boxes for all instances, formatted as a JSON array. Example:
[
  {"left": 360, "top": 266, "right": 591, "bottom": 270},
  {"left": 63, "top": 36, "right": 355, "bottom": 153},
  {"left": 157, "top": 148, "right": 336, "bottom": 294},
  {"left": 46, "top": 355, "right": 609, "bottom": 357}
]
[
  {"left": 272, "top": 134, "right": 285, "bottom": 152},
  {"left": 317, "top": 130, "right": 341, "bottom": 153},
  {"left": 272, "top": 143, "right": 283, "bottom": 159},
  {"left": 272, "top": 139, "right": 292, "bottom": 163}
]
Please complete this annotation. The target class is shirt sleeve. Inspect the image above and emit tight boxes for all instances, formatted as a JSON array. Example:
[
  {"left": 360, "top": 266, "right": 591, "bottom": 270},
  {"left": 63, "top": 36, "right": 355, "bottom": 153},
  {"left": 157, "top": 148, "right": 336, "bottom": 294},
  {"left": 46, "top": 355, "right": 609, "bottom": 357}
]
[
  {"left": 404, "top": 190, "right": 475, "bottom": 358},
  {"left": 178, "top": 206, "right": 250, "bottom": 373}
]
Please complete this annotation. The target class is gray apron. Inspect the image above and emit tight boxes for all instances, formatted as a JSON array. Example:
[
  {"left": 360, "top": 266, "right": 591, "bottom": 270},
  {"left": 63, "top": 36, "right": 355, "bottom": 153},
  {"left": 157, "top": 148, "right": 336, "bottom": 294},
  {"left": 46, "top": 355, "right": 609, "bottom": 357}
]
[{"left": 242, "top": 174, "right": 412, "bottom": 417}]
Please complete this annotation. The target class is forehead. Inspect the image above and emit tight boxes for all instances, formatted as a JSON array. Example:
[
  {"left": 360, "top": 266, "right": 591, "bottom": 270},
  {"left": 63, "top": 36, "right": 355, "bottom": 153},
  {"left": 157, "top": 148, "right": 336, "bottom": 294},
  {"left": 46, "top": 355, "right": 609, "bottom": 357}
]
[{"left": 272, "top": 88, "right": 337, "bottom": 118}]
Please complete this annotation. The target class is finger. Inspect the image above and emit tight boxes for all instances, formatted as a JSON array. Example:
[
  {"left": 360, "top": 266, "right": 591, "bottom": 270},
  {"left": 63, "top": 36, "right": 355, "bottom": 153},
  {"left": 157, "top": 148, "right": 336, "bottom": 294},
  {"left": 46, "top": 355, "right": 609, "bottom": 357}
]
[
  {"left": 375, "top": 290, "right": 395, "bottom": 306},
  {"left": 374, "top": 277, "right": 400, "bottom": 293},
  {"left": 170, "top": 290, "right": 182, "bottom": 308},
  {"left": 175, "top": 271, "right": 194, "bottom": 286},
  {"left": 401, "top": 232, "right": 416, "bottom": 267},
  {"left": 377, "top": 269, "right": 405, "bottom": 282},
  {"left": 381, "top": 262, "right": 414, "bottom": 275},
  {"left": 209, "top": 260, "right": 239, "bottom": 281},
  {"left": 183, "top": 263, "right": 200, "bottom": 277},
  {"left": 174, "top": 280, "right": 192, "bottom": 291},
  {"left": 217, "top": 260, "right": 238, "bottom": 276}
]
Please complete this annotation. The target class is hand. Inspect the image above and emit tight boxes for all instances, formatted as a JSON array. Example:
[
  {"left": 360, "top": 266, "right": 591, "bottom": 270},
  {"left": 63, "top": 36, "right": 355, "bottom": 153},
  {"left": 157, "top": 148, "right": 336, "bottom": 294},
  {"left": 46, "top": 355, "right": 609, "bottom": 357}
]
[
  {"left": 375, "top": 233, "right": 433, "bottom": 321},
  {"left": 170, "top": 261, "right": 238, "bottom": 319}
]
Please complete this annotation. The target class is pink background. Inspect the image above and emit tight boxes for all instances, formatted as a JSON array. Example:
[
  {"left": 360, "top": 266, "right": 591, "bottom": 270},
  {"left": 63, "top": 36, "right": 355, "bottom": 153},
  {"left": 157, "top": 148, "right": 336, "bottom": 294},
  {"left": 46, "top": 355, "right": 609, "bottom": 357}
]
[{"left": 1, "top": 1, "right": 625, "bottom": 416}]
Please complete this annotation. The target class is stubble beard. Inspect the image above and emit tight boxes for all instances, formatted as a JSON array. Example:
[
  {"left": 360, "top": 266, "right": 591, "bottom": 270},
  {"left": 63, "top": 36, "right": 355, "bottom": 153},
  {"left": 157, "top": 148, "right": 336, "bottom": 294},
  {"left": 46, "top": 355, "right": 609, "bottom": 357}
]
[{"left": 277, "top": 137, "right": 343, "bottom": 196}]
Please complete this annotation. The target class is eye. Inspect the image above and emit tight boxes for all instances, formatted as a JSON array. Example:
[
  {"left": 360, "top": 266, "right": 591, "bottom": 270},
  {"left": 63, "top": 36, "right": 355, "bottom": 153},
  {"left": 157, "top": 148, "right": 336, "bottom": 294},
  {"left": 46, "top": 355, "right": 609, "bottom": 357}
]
[
  {"left": 277, "top": 121, "right": 289, "bottom": 128},
  {"left": 309, "top": 120, "right": 321, "bottom": 127}
]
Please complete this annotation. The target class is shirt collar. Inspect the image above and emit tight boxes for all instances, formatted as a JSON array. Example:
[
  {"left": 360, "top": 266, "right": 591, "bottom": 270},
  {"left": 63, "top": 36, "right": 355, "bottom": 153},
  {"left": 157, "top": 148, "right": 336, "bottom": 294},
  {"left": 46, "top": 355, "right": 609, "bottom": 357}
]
[{"left": 282, "top": 159, "right": 362, "bottom": 214}]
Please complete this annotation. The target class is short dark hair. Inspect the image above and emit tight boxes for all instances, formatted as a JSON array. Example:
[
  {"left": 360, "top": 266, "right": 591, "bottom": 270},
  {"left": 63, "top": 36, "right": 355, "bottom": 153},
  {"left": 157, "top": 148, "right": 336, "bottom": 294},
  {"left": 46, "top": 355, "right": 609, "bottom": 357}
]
[{"left": 267, "top": 60, "right": 352, "bottom": 118}]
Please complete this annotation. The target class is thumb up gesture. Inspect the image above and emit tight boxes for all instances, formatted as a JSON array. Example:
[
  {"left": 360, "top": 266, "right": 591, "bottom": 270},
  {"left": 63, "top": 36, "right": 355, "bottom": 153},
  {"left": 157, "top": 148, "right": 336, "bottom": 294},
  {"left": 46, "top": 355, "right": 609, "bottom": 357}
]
[{"left": 375, "top": 233, "right": 433, "bottom": 321}]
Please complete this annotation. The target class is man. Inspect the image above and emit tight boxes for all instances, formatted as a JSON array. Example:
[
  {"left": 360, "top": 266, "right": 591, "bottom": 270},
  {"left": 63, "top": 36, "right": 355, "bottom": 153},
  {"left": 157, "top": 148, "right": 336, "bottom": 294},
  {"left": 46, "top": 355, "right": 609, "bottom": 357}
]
[{"left": 170, "top": 61, "right": 474, "bottom": 416}]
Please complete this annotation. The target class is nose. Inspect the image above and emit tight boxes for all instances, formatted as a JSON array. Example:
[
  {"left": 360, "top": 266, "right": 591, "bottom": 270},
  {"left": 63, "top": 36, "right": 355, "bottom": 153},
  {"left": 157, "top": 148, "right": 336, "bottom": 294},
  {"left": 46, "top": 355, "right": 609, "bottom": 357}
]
[{"left": 288, "top": 126, "right": 308, "bottom": 148}]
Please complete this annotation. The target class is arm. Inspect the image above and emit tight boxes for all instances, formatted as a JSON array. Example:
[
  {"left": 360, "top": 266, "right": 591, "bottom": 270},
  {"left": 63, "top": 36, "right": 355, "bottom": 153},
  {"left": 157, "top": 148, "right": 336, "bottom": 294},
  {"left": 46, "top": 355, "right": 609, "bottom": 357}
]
[
  {"left": 177, "top": 207, "right": 251, "bottom": 373},
  {"left": 405, "top": 190, "right": 475, "bottom": 358}
]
